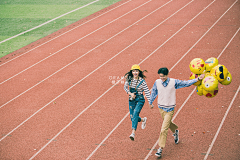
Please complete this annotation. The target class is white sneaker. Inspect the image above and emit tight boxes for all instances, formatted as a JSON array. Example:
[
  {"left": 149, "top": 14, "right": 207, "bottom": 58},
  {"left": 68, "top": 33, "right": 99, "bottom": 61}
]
[
  {"left": 129, "top": 133, "right": 135, "bottom": 141},
  {"left": 141, "top": 117, "right": 147, "bottom": 129},
  {"left": 155, "top": 148, "right": 162, "bottom": 157}
]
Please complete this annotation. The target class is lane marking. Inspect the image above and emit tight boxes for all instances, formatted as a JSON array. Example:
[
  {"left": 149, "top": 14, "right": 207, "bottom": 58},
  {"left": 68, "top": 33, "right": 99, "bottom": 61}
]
[
  {"left": 203, "top": 28, "right": 240, "bottom": 160},
  {"left": 204, "top": 85, "right": 240, "bottom": 160},
  {"left": 0, "top": 0, "right": 158, "bottom": 108},
  {"left": 0, "top": 0, "right": 99, "bottom": 45},
  {"left": 27, "top": 1, "right": 209, "bottom": 159},
  {"left": 0, "top": 0, "right": 132, "bottom": 67},
  {"left": 145, "top": 89, "right": 196, "bottom": 160},
  {"left": 217, "top": 27, "right": 240, "bottom": 59},
  {"left": 87, "top": 0, "right": 222, "bottom": 158},
  {"left": 0, "top": 0, "right": 173, "bottom": 141},
  {"left": 0, "top": 0, "right": 152, "bottom": 85},
  {"left": 144, "top": 1, "right": 239, "bottom": 159}
]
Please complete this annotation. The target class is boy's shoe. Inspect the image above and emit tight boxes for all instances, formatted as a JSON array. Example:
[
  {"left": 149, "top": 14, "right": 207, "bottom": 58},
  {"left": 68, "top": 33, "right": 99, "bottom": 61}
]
[
  {"left": 141, "top": 117, "right": 147, "bottom": 129},
  {"left": 129, "top": 133, "right": 135, "bottom": 141},
  {"left": 155, "top": 148, "right": 162, "bottom": 157},
  {"left": 173, "top": 130, "right": 179, "bottom": 144}
]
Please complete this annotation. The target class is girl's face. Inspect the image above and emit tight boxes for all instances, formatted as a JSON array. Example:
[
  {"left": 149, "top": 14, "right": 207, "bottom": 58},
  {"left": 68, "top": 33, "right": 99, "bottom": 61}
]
[{"left": 132, "top": 70, "right": 139, "bottom": 79}]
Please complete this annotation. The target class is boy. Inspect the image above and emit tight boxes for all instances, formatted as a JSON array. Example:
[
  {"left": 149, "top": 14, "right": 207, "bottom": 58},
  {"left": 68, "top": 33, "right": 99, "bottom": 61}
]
[{"left": 149, "top": 67, "right": 204, "bottom": 158}]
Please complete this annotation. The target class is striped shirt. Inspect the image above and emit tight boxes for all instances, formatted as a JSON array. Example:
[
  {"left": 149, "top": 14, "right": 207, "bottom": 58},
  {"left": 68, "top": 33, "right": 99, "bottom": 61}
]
[{"left": 124, "top": 77, "right": 151, "bottom": 102}]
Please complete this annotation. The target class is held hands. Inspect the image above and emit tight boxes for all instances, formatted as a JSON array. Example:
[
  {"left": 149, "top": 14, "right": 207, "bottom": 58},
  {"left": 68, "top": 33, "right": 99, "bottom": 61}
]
[
  {"left": 149, "top": 104, "right": 154, "bottom": 109},
  {"left": 129, "top": 92, "right": 136, "bottom": 99}
]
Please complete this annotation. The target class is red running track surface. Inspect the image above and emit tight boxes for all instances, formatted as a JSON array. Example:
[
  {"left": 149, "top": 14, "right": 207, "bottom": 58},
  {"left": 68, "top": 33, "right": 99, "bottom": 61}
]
[{"left": 0, "top": 0, "right": 239, "bottom": 159}]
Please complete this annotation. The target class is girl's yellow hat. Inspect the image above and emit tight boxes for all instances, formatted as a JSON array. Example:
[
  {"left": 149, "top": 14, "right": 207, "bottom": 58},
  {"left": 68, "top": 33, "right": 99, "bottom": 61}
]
[{"left": 131, "top": 64, "right": 141, "bottom": 71}]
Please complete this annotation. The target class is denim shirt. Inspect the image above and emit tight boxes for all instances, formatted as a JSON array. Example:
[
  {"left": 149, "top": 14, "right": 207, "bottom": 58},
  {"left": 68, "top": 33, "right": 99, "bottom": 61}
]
[{"left": 150, "top": 77, "right": 198, "bottom": 112}]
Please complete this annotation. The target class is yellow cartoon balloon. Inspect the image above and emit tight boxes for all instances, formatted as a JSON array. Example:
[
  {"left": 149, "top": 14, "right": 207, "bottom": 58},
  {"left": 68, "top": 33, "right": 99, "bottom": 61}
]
[
  {"left": 196, "top": 85, "right": 203, "bottom": 96},
  {"left": 189, "top": 58, "right": 206, "bottom": 74},
  {"left": 190, "top": 72, "right": 201, "bottom": 86},
  {"left": 202, "top": 75, "right": 218, "bottom": 92},
  {"left": 205, "top": 57, "right": 218, "bottom": 72},
  {"left": 210, "top": 64, "right": 228, "bottom": 82},
  {"left": 220, "top": 71, "right": 232, "bottom": 85},
  {"left": 203, "top": 87, "right": 218, "bottom": 98}
]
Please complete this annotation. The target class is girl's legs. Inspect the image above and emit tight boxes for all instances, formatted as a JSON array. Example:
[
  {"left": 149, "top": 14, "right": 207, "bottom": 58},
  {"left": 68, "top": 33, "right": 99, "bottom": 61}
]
[
  {"left": 132, "top": 117, "right": 145, "bottom": 134},
  {"left": 131, "top": 101, "right": 144, "bottom": 131},
  {"left": 129, "top": 100, "right": 144, "bottom": 140}
]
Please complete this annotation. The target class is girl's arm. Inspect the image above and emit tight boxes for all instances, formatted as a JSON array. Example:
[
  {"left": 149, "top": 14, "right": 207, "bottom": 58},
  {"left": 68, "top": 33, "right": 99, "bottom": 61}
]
[
  {"left": 124, "top": 81, "right": 130, "bottom": 94},
  {"left": 149, "top": 81, "right": 158, "bottom": 105},
  {"left": 142, "top": 80, "right": 151, "bottom": 103}
]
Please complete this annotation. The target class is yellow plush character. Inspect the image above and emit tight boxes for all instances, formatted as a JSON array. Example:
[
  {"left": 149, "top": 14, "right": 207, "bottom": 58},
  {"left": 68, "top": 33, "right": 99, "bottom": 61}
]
[
  {"left": 202, "top": 75, "right": 218, "bottom": 92},
  {"left": 210, "top": 64, "right": 228, "bottom": 82},
  {"left": 196, "top": 85, "right": 203, "bottom": 96},
  {"left": 220, "top": 71, "right": 232, "bottom": 85},
  {"left": 189, "top": 58, "right": 205, "bottom": 74},
  {"left": 203, "top": 87, "right": 218, "bottom": 98},
  {"left": 205, "top": 57, "right": 218, "bottom": 72}
]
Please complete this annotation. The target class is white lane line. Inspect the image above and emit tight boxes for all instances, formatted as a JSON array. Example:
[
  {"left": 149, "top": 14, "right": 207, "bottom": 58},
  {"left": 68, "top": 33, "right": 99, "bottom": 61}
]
[
  {"left": 217, "top": 27, "right": 240, "bottom": 59},
  {"left": 0, "top": 0, "right": 173, "bottom": 141},
  {"left": 144, "top": 1, "right": 239, "bottom": 159},
  {"left": 0, "top": 0, "right": 99, "bottom": 45},
  {"left": 204, "top": 85, "right": 240, "bottom": 160},
  {"left": 0, "top": 0, "right": 159, "bottom": 108},
  {"left": 203, "top": 27, "right": 240, "bottom": 160},
  {"left": 0, "top": 0, "right": 132, "bottom": 67},
  {"left": 87, "top": 0, "right": 225, "bottom": 157},
  {"left": 0, "top": 0, "right": 151, "bottom": 85},
  {"left": 145, "top": 88, "right": 196, "bottom": 160},
  {"left": 28, "top": 1, "right": 201, "bottom": 159}
]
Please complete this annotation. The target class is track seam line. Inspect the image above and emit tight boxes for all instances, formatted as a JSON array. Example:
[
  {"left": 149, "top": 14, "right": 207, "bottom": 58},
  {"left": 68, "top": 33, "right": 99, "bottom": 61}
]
[
  {"left": 144, "top": 1, "right": 239, "bottom": 159},
  {"left": 0, "top": 0, "right": 175, "bottom": 141},
  {"left": 27, "top": 1, "right": 201, "bottom": 159},
  {"left": 0, "top": 0, "right": 153, "bottom": 85},
  {"left": 0, "top": 0, "right": 132, "bottom": 67},
  {"left": 0, "top": 0, "right": 99, "bottom": 44},
  {"left": 203, "top": 26, "right": 240, "bottom": 160},
  {"left": 0, "top": 0, "right": 171, "bottom": 109}
]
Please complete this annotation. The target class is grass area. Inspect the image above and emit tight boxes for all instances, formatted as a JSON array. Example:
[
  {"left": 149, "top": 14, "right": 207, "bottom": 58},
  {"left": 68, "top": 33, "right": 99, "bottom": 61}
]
[{"left": 0, "top": 0, "right": 122, "bottom": 58}]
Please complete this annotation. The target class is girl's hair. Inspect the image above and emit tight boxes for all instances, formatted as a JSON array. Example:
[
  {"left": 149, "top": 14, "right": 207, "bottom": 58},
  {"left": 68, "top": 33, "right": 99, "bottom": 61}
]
[
  {"left": 125, "top": 69, "right": 148, "bottom": 82},
  {"left": 158, "top": 67, "right": 169, "bottom": 75}
]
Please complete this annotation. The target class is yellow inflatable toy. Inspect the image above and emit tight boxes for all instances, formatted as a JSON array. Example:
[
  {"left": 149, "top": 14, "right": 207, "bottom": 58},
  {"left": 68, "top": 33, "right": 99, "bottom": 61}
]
[
  {"left": 202, "top": 75, "right": 218, "bottom": 92},
  {"left": 189, "top": 58, "right": 232, "bottom": 98},
  {"left": 203, "top": 87, "right": 218, "bottom": 98},
  {"left": 210, "top": 64, "right": 228, "bottom": 82},
  {"left": 189, "top": 58, "right": 205, "bottom": 74},
  {"left": 220, "top": 71, "right": 232, "bottom": 85},
  {"left": 190, "top": 72, "right": 201, "bottom": 86},
  {"left": 196, "top": 85, "right": 203, "bottom": 96},
  {"left": 205, "top": 57, "right": 218, "bottom": 72}
]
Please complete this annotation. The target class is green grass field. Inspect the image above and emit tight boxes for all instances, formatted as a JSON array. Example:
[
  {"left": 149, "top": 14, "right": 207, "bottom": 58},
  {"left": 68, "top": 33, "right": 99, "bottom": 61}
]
[{"left": 0, "top": 0, "right": 121, "bottom": 58}]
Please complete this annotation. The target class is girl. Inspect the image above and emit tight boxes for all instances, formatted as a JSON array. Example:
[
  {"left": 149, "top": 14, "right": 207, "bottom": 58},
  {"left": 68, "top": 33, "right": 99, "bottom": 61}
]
[{"left": 124, "top": 64, "right": 151, "bottom": 141}]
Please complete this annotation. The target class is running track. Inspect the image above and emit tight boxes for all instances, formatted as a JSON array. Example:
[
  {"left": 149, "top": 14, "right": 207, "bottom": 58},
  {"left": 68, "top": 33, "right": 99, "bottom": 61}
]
[{"left": 0, "top": 0, "right": 239, "bottom": 159}]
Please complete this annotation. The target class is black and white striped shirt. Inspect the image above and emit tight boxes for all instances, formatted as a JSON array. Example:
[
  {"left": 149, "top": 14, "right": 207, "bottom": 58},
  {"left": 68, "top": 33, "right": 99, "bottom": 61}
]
[{"left": 124, "top": 77, "right": 151, "bottom": 102}]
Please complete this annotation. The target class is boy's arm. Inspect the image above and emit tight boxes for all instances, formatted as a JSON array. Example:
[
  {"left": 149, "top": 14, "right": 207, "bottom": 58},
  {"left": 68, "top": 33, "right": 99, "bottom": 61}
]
[
  {"left": 175, "top": 74, "right": 205, "bottom": 89},
  {"left": 149, "top": 81, "right": 158, "bottom": 105}
]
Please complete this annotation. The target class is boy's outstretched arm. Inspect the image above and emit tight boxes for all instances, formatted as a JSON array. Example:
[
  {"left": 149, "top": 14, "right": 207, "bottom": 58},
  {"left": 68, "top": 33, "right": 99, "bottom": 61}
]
[{"left": 149, "top": 81, "right": 158, "bottom": 109}]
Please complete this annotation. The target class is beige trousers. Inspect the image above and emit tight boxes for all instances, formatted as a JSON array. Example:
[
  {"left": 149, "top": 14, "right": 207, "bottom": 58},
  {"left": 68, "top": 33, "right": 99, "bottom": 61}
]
[{"left": 158, "top": 108, "right": 178, "bottom": 148}]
